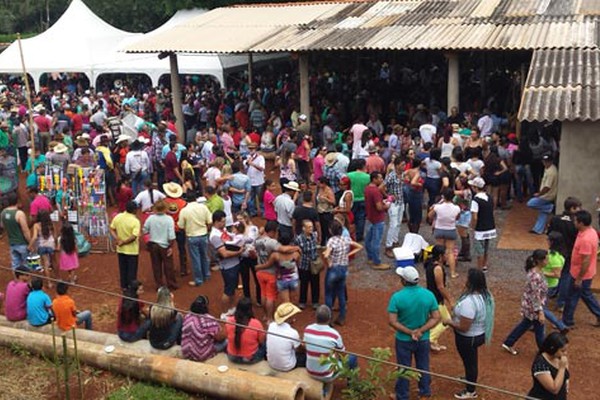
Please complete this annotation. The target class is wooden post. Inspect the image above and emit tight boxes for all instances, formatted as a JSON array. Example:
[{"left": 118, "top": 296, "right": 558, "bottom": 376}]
[
  {"left": 72, "top": 328, "right": 84, "bottom": 399},
  {"left": 169, "top": 53, "right": 186, "bottom": 143},
  {"left": 299, "top": 53, "right": 310, "bottom": 126},
  {"left": 16, "top": 33, "right": 37, "bottom": 171}
]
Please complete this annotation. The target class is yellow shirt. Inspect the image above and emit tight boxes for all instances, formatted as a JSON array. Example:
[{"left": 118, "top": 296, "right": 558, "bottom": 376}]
[
  {"left": 178, "top": 202, "right": 212, "bottom": 237},
  {"left": 110, "top": 212, "right": 141, "bottom": 255}
]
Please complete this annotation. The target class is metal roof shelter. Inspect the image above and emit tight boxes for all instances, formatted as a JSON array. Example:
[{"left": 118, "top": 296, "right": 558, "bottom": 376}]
[
  {"left": 519, "top": 48, "right": 600, "bottom": 122},
  {"left": 125, "top": 0, "right": 600, "bottom": 55}
]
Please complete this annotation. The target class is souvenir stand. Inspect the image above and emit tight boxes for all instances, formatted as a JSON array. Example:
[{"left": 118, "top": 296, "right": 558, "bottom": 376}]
[
  {"left": 40, "top": 164, "right": 79, "bottom": 225},
  {"left": 76, "top": 167, "right": 112, "bottom": 253}
]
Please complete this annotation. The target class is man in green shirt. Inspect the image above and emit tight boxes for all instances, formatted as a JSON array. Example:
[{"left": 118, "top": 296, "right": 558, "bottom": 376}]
[
  {"left": 205, "top": 185, "right": 224, "bottom": 213},
  {"left": 347, "top": 158, "right": 370, "bottom": 241},
  {"left": 388, "top": 266, "right": 440, "bottom": 400},
  {"left": 0, "top": 121, "right": 10, "bottom": 150}
]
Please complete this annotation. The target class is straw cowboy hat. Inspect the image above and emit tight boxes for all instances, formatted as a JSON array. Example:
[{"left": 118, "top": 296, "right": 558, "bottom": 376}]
[
  {"left": 163, "top": 182, "right": 183, "bottom": 198},
  {"left": 274, "top": 302, "right": 301, "bottom": 325},
  {"left": 75, "top": 137, "right": 89, "bottom": 147},
  {"left": 324, "top": 152, "right": 338, "bottom": 167},
  {"left": 283, "top": 181, "right": 301, "bottom": 192},
  {"left": 53, "top": 143, "right": 68, "bottom": 154}
]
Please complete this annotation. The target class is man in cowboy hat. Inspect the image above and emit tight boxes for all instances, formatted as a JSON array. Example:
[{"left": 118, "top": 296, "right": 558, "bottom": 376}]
[
  {"left": 323, "top": 152, "right": 345, "bottom": 203},
  {"left": 244, "top": 141, "right": 265, "bottom": 217},
  {"left": 266, "top": 302, "right": 305, "bottom": 372},
  {"left": 274, "top": 181, "right": 300, "bottom": 239},
  {"left": 46, "top": 142, "right": 70, "bottom": 173},
  {"left": 125, "top": 138, "right": 151, "bottom": 196},
  {"left": 163, "top": 182, "right": 189, "bottom": 277},
  {"left": 365, "top": 144, "right": 385, "bottom": 174},
  {"left": 142, "top": 199, "right": 178, "bottom": 290}
]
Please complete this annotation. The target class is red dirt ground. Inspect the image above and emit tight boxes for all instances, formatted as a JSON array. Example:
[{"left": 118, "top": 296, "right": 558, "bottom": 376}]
[{"left": 1, "top": 173, "right": 599, "bottom": 399}]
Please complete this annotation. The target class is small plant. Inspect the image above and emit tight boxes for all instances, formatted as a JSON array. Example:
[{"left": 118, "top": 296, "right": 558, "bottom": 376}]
[
  {"left": 108, "top": 382, "right": 194, "bottom": 400},
  {"left": 320, "top": 347, "right": 420, "bottom": 400}
]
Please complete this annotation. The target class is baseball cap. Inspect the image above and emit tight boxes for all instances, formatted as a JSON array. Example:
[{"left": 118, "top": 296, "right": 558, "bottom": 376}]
[
  {"left": 468, "top": 177, "right": 485, "bottom": 189},
  {"left": 395, "top": 266, "right": 419, "bottom": 284}
]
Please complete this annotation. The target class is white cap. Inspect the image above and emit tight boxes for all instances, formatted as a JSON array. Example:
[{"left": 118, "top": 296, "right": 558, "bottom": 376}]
[
  {"left": 395, "top": 266, "right": 419, "bottom": 284},
  {"left": 298, "top": 114, "right": 308, "bottom": 121},
  {"left": 467, "top": 177, "right": 485, "bottom": 189}
]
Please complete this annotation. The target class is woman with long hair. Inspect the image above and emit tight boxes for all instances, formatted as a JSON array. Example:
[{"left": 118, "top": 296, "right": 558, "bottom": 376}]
[
  {"left": 316, "top": 176, "right": 336, "bottom": 246},
  {"left": 117, "top": 281, "right": 150, "bottom": 342},
  {"left": 528, "top": 332, "right": 570, "bottom": 400},
  {"left": 276, "top": 148, "right": 296, "bottom": 190},
  {"left": 443, "top": 268, "right": 495, "bottom": 399},
  {"left": 455, "top": 175, "right": 473, "bottom": 262},
  {"left": 57, "top": 222, "right": 79, "bottom": 283},
  {"left": 426, "top": 245, "right": 454, "bottom": 352},
  {"left": 225, "top": 297, "right": 266, "bottom": 364},
  {"left": 28, "top": 209, "right": 55, "bottom": 287},
  {"left": 405, "top": 157, "right": 425, "bottom": 233},
  {"left": 237, "top": 211, "right": 261, "bottom": 305},
  {"left": 182, "top": 295, "right": 227, "bottom": 362},
  {"left": 502, "top": 250, "right": 548, "bottom": 355},
  {"left": 261, "top": 179, "right": 277, "bottom": 222},
  {"left": 428, "top": 188, "right": 461, "bottom": 278},
  {"left": 148, "top": 286, "right": 182, "bottom": 350}
]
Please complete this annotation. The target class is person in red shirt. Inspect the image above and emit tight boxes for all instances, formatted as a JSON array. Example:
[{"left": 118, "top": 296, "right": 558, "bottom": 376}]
[
  {"left": 28, "top": 187, "right": 53, "bottom": 224},
  {"left": 365, "top": 145, "right": 386, "bottom": 174},
  {"left": 71, "top": 112, "right": 83, "bottom": 134},
  {"left": 562, "top": 210, "right": 600, "bottom": 327},
  {"left": 164, "top": 142, "right": 182, "bottom": 183},
  {"left": 364, "top": 171, "right": 390, "bottom": 270},
  {"left": 235, "top": 105, "right": 249, "bottom": 132},
  {"left": 34, "top": 108, "right": 52, "bottom": 153}
]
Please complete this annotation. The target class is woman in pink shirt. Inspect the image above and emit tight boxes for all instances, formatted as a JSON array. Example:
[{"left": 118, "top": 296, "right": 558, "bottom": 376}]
[
  {"left": 312, "top": 146, "right": 327, "bottom": 182},
  {"left": 262, "top": 180, "right": 277, "bottom": 222}
]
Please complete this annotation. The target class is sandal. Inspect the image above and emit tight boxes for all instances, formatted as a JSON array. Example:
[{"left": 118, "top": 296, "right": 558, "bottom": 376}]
[
  {"left": 451, "top": 273, "right": 459, "bottom": 279},
  {"left": 501, "top": 344, "right": 518, "bottom": 355}
]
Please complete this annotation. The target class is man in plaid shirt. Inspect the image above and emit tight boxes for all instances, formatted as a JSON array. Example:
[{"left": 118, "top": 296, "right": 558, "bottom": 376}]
[
  {"left": 324, "top": 159, "right": 344, "bottom": 201},
  {"left": 294, "top": 220, "right": 320, "bottom": 309},
  {"left": 152, "top": 127, "right": 168, "bottom": 187},
  {"left": 384, "top": 157, "right": 405, "bottom": 258}
]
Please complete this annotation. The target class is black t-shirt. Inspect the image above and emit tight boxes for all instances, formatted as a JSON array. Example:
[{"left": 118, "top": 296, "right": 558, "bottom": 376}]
[
  {"left": 292, "top": 205, "right": 319, "bottom": 235},
  {"left": 528, "top": 354, "right": 569, "bottom": 400}
]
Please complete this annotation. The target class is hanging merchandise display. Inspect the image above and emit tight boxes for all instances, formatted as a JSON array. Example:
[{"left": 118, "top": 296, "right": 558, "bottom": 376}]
[
  {"left": 41, "top": 164, "right": 78, "bottom": 224},
  {"left": 76, "top": 167, "right": 111, "bottom": 252}
]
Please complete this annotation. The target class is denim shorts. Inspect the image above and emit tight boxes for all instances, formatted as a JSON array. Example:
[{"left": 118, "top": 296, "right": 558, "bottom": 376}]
[
  {"left": 38, "top": 246, "right": 55, "bottom": 256},
  {"left": 433, "top": 228, "right": 458, "bottom": 241},
  {"left": 277, "top": 278, "right": 299, "bottom": 292},
  {"left": 457, "top": 211, "right": 472, "bottom": 228},
  {"left": 221, "top": 264, "right": 240, "bottom": 296}
]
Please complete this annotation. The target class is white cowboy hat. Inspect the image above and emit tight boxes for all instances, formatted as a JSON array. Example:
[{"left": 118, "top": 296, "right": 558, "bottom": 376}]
[
  {"left": 53, "top": 143, "right": 68, "bottom": 154},
  {"left": 283, "top": 181, "right": 301, "bottom": 192},
  {"left": 163, "top": 182, "right": 183, "bottom": 198}
]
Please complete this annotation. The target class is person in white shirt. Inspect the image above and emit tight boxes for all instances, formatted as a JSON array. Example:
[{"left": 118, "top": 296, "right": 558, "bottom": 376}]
[
  {"left": 203, "top": 157, "right": 224, "bottom": 189},
  {"left": 244, "top": 142, "right": 265, "bottom": 217},
  {"left": 274, "top": 182, "right": 299, "bottom": 239},
  {"left": 134, "top": 180, "right": 166, "bottom": 213},
  {"left": 419, "top": 123, "right": 437, "bottom": 144},
  {"left": 266, "top": 303, "right": 306, "bottom": 372},
  {"left": 125, "top": 139, "right": 152, "bottom": 196},
  {"left": 350, "top": 120, "right": 369, "bottom": 159},
  {"left": 477, "top": 109, "right": 493, "bottom": 138}
]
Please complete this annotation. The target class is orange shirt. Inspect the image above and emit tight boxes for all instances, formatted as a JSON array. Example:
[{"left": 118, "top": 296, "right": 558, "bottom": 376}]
[
  {"left": 570, "top": 227, "right": 598, "bottom": 280},
  {"left": 52, "top": 295, "right": 77, "bottom": 331}
]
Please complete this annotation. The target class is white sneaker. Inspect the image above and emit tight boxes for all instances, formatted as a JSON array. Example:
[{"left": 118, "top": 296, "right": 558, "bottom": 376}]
[{"left": 454, "top": 390, "right": 478, "bottom": 399}]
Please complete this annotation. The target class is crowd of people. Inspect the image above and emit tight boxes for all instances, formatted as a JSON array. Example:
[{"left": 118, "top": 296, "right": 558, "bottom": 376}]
[{"left": 0, "top": 71, "right": 597, "bottom": 400}]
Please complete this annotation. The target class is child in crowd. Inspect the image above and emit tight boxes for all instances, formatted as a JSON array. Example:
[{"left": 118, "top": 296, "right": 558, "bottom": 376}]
[
  {"left": 52, "top": 281, "right": 93, "bottom": 331},
  {"left": 225, "top": 221, "right": 246, "bottom": 251},
  {"left": 220, "top": 187, "right": 234, "bottom": 229},
  {"left": 4, "top": 266, "right": 30, "bottom": 322},
  {"left": 29, "top": 209, "right": 55, "bottom": 288},
  {"left": 262, "top": 179, "right": 277, "bottom": 222},
  {"left": 57, "top": 222, "right": 79, "bottom": 283},
  {"left": 115, "top": 177, "right": 133, "bottom": 213},
  {"left": 117, "top": 281, "right": 150, "bottom": 342},
  {"left": 26, "top": 277, "right": 52, "bottom": 327}
]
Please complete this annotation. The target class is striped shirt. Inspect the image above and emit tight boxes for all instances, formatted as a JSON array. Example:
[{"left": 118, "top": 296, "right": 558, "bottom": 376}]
[
  {"left": 303, "top": 323, "right": 345, "bottom": 381},
  {"left": 181, "top": 313, "right": 220, "bottom": 362}
]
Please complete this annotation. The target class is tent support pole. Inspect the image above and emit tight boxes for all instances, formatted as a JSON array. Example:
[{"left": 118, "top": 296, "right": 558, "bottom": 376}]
[
  {"left": 16, "top": 33, "right": 37, "bottom": 171},
  {"left": 248, "top": 52, "right": 253, "bottom": 93},
  {"left": 169, "top": 53, "right": 186, "bottom": 143},
  {"left": 299, "top": 52, "right": 310, "bottom": 126},
  {"left": 446, "top": 52, "right": 459, "bottom": 115}
]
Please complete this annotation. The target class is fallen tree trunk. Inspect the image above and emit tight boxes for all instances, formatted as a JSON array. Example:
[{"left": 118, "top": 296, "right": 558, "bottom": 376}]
[{"left": 0, "top": 326, "right": 305, "bottom": 400}]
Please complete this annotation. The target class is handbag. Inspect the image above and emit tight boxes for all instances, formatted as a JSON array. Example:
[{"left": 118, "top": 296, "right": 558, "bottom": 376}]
[{"left": 310, "top": 256, "right": 324, "bottom": 275}]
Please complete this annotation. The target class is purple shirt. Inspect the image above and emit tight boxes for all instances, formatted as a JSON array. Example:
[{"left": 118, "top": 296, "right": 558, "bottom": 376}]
[{"left": 5, "top": 280, "right": 30, "bottom": 321}]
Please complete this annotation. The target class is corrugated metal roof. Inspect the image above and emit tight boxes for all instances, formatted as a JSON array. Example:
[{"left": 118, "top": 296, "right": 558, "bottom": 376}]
[
  {"left": 125, "top": 0, "right": 600, "bottom": 54},
  {"left": 519, "top": 48, "right": 600, "bottom": 122}
]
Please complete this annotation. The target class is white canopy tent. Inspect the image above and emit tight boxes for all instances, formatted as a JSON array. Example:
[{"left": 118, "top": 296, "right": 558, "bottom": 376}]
[{"left": 0, "top": 0, "right": 287, "bottom": 89}]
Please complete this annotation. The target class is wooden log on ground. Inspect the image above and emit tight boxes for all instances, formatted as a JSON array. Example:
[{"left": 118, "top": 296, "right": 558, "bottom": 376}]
[
  {"left": 0, "top": 317, "right": 329, "bottom": 399},
  {"left": 0, "top": 325, "right": 305, "bottom": 400}
]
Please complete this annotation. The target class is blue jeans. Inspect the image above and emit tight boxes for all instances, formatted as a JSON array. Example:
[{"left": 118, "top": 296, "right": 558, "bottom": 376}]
[
  {"left": 118, "top": 319, "right": 151, "bottom": 342},
  {"left": 365, "top": 221, "right": 384, "bottom": 265},
  {"left": 527, "top": 197, "right": 554, "bottom": 234},
  {"left": 228, "top": 342, "right": 266, "bottom": 364},
  {"left": 10, "top": 244, "right": 28, "bottom": 270},
  {"left": 187, "top": 235, "right": 210, "bottom": 284},
  {"left": 514, "top": 164, "right": 534, "bottom": 201},
  {"left": 407, "top": 187, "right": 424, "bottom": 227},
  {"left": 76, "top": 310, "right": 93, "bottom": 330},
  {"left": 325, "top": 265, "right": 348, "bottom": 320},
  {"left": 394, "top": 339, "right": 431, "bottom": 400},
  {"left": 352, "top": 201, "right": 366, "bottom": 241},
  {"left": 556, "top": 257, "right": 572, "bottom": 308},
  {"left": 544, "top": 306, "right": 567, "bottom": 331},
  {"left": 424, "top": 177, "right": 441, "bottom": 207},
  {"left": 562, "top": 275, "right": 600, "bottom": 326},
  {"left": 503, "top": 318, "right": 545, "bottom": 349},
  {"left": 247, "top": 185, "right": 262, "bottom": 217},
  {"left": 131, "top": 171, "right": 148, "bottom": 196}
]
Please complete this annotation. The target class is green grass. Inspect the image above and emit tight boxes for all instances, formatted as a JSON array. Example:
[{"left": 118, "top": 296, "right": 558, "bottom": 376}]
[{"left": 108, "top": 382, "right": 203, "bottom": 400}]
